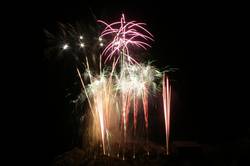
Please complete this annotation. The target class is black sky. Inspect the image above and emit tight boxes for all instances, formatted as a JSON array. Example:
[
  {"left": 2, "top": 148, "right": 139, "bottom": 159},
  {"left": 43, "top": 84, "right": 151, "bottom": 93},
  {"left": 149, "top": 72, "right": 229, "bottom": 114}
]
[{"left": 9, "top": 1, "right": 248, "bottom": 165}]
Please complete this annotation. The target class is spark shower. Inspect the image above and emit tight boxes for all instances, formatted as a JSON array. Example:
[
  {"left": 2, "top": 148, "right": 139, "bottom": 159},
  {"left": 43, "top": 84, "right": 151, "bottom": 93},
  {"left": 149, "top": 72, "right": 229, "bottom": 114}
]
[{"left": 48, "top": 14, "right": 172, "bottom": 159}]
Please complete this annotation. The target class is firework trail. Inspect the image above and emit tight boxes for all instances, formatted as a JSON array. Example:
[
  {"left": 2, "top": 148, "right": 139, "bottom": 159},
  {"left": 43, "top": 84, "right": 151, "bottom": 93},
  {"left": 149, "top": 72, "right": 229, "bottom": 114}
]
[{"left": 163, "top": 73, "right": 171, "bottom": 155}]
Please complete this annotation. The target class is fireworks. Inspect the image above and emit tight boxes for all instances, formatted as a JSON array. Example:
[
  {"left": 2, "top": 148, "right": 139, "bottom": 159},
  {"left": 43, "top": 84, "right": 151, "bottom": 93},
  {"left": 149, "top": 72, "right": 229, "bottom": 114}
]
[
  {"left": 63, "top": 44, "right": 69, "bottom": 50},
  {"left": 163, "top": 73, "right": 171, "bottom": 155},
  {"left": 98, "top": 14, "right": 154, "bottom": 67},
  {"left": 48, "top": 14, "right": 173, "bottom": 158}
]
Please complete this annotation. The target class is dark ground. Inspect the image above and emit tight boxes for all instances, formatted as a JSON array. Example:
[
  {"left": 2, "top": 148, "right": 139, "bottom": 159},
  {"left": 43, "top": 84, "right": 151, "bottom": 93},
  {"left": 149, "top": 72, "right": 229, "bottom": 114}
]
[{"left": 53, "top": 139, "right": 250, "bottom": 166}]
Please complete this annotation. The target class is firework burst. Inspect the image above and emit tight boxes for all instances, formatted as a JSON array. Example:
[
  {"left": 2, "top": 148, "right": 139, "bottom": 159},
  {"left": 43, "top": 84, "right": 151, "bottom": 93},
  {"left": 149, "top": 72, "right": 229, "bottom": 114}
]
[
  {"left": 47, "top": 14, "right": 173, "bottom": 159},
  {"left": 98, "top": 14, "right": 154, "bottom": 67}
]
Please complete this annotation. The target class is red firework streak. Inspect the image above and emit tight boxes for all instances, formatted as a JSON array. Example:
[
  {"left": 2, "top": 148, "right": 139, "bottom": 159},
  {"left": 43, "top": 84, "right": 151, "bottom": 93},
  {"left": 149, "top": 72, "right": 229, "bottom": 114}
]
[{"left": 162, "top": 73, "right": 171, "bottom": 155}]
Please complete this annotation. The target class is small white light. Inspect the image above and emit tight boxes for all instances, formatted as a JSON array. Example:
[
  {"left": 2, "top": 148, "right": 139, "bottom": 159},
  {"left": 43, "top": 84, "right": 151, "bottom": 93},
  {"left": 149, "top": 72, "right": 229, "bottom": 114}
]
[
  {"left": 100, "top": 43, "right": 104, "bottom": 47},
  {"left": 63, "top": 44, "right": 69, "bottom": 50},
  {"left": 80, "top": 36, "right": 83, "bottom": 40},
  {"left": 98, "top": 37, "right": 103, "bottom": 41},
  {"left": 80, "top": 43, "right": 85, "bottom": 48}
]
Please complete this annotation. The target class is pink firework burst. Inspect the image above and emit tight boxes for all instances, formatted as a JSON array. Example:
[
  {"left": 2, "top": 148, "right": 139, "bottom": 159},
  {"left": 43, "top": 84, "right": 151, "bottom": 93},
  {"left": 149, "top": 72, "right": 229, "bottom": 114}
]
[{"left": 98, "top": 14, "right": 154, "bottom": 66}]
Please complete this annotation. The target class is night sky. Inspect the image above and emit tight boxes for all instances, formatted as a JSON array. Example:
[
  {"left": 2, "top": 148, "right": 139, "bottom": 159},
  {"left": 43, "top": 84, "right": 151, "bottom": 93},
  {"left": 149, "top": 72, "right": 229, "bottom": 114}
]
[{"left": 10, "top": 1, "right": 248, "bottom": 165}]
